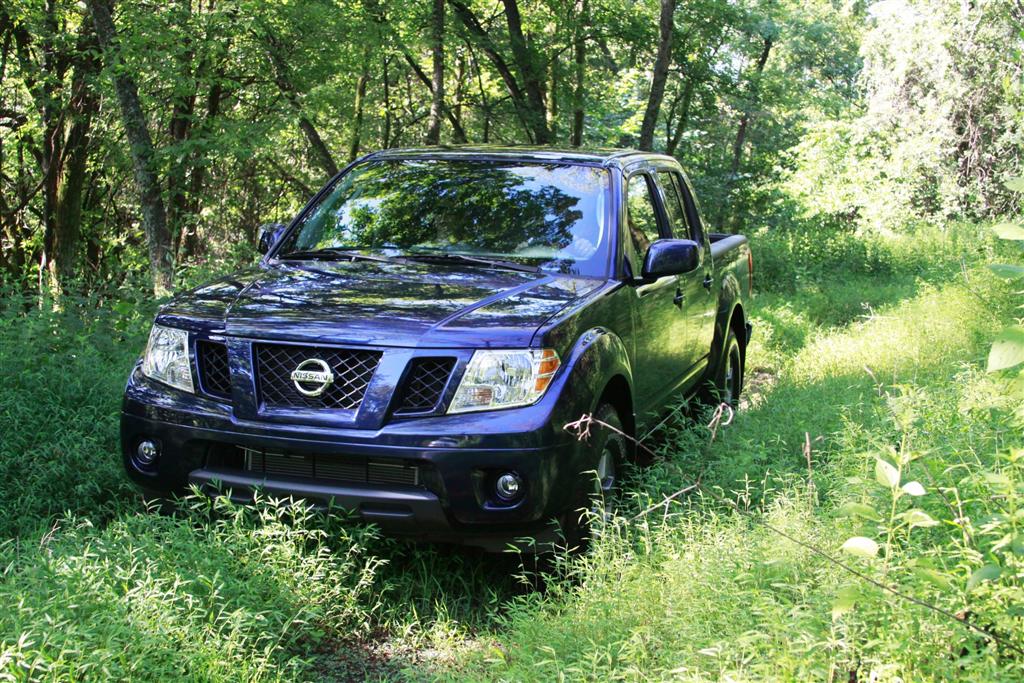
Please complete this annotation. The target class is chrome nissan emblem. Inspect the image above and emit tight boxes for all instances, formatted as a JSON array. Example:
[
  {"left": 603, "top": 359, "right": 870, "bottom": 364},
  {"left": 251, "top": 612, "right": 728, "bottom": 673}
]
[{"left": 290, "top": 358, "right": 334, "bottom": 397}]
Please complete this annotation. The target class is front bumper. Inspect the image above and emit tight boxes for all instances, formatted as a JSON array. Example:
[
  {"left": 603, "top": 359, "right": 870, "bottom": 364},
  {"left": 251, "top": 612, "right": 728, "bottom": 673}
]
[{"left": 122, "top": 376, "right": 587, "bottom": 550}]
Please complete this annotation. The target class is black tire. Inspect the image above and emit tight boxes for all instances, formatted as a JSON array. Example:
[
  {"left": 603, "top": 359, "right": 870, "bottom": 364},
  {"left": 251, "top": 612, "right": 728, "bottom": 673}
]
[
  {"left": 562, "top": 402, "right": 626, "bottom": 550},
  {"left": 701, "top": 327, "right": 743, "bottom": 409}
]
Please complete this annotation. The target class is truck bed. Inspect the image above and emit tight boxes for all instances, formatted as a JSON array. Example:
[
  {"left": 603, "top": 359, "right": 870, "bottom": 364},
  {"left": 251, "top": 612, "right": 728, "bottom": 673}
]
[{"left": 709, "top": 232, "right": 753, "bottom": 298}]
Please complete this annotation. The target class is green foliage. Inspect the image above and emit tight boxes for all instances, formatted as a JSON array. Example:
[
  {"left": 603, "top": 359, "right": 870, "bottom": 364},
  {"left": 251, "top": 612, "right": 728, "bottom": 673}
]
[
  {"left": 0, "top": 292, "right": 151, "bottom": 537},
  {"left": 0, "top": 496, "right": 385, "bottom": 679}
]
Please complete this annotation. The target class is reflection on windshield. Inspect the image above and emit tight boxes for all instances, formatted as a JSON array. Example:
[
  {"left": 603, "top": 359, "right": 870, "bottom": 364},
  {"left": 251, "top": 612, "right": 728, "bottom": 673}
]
[{"left": 276, "top": 159, "right": 610, "bottom": 276}]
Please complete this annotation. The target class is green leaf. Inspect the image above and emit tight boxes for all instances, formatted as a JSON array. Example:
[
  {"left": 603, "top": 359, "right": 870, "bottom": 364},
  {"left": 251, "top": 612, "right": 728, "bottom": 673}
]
[
  {"left": 912, "top": 567, "right": 953, "bottom": 591},
  {"left": 988, "top": 326, "right": 1024, "bottom": 373},
  {"left": 901, "top": 481, "right": 926, "bottom": 496},
  {"left": 842, "top": 536, "right": 879, "bottom": 559},
  {"left": 902, "top": 509, "right": 939, "bottom": 528},
  {"left": 1012, "top": 536, "right": 1024, "bottom": 556},
  {"left": 1005, "top": 177, "right": 1024, "bottom": 192},
  {"left": 875, "top": 458, "right": 900, "bottom": 489},
  {"left": 838, "top": 502, "right": 882, "bottom": 521},
  {"left": 983, "top": 472, "right": 1013, "bottom": 490},
  {"left": 967, "top": 564, "right": 1001, "bottom": 591},
  {"left": 832, "top": 584, "right": 860, "bottom": 619},
  {"left": 993, "top": 222, "right": 1024, "bottom": 240},
  {"left": 988, "top": 264, "right": 1024, "bottom": 280}
]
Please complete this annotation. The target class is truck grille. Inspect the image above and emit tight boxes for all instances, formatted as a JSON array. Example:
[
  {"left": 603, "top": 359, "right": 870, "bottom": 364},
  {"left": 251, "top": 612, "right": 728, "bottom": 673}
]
[
  {"left": 255, "top": 343, "right": 381, "bottom": 411},
  {"left": 197, "top": 341, "right": 231, "bottom": 398},
  {"left": 241, "top": 447, "right": 419, "bottom": 487},
  {"left": 394, "top": 358, "right": 455, "bottom": 415}
]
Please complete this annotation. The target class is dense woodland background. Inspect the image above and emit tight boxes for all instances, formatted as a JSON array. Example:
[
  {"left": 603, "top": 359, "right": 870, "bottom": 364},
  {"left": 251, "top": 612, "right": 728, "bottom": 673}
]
[
  {"left": 1, "top": 0, "right": 1022, "bottom": 296},
  {"left": 3, "top": 1, "right": 1024, "bottom": 681}
]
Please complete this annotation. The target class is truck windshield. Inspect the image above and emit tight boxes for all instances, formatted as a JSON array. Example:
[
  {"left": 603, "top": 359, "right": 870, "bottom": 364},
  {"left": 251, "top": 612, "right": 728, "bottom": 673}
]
[{"left": 275, "top": 159, "right": 610, "bottom": 277}]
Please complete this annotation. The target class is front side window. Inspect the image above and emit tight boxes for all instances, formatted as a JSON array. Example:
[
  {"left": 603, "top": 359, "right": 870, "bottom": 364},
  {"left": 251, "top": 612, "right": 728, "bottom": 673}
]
[
  {"left": 275, "top": 159, "right": 611, "bottom": 277},
  {"left": 625, "top": 174, "right": 663, "bottom": 274},
  {"left": 625, "top": 174, "right": 661, "bottom": 253}
]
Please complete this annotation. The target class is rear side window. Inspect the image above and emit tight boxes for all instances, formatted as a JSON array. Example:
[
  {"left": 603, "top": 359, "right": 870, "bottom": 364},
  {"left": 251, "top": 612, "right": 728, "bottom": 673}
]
[
  {"left": 674, "top": 174, "right": 705, "bottom": 244},
  {"left": 625, "top": 174, "right": 661, "bottom": 256},
  {"left": 657, "top": 171, "right": 690, "bottom": 240}
]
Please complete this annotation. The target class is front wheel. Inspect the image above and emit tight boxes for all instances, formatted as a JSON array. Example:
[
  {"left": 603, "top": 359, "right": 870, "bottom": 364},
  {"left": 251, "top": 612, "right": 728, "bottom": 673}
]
[{"left": 561, "top": 402, "right": 625, "bottom": 550}]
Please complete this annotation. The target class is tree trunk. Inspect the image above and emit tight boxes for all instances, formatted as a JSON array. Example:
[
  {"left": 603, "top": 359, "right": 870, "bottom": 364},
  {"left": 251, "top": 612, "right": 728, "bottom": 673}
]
[
  {"left": 87, "top": 0, "right": 173, "bottom": 295},
  {"left": 166, "top": 0, "right": 196, "bottom": 263},
  {"left": 570, "top": 0, "right": 587, "bottom": 147},
  {"left": 181, "top": 77, "right": 224, "bottom": 260},
  {"left": 51, "top": 39, "right": 99, "bottom": 291},
  {"left": 5, "top": 3, "right": 101, "bottom": 294},
  {"left": 263, "top": 30, "right": 339, "bottom": 178},
  {"left": 348, "top": 49, "right": 371, "bottom": 162},
  {"left": 638, "top": 0, "right": 676, "bottom": 151},
  {"left": 449, "top": 0, "right": 544, "bottom": 142},
  {"left": 382, "top": 55, "right": 392, "bottom": 148},
  {"left": 730, "top": 36, "right": 773, "bottom": 176},
  {"left": 401, "top": 48, "right": 468, "bottom": 142},
  {"left": 501, "top": 0, "right": 551, "bottom": 143},
  {"left": 425, "top": 0, "right": 444, "bottom": 145},
  {"left": 665, "top": 75, "right": 695, "bottom": 157}
]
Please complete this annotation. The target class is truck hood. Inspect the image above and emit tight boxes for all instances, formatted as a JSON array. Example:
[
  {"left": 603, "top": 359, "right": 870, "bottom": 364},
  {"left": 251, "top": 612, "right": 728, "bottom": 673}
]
[{"left": 157, "top": 260, "right": 603, "bottom": 348}]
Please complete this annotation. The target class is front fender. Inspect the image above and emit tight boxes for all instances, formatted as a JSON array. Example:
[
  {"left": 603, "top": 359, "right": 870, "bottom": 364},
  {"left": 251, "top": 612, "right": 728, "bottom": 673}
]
[
  {"left": 544, "top": 327, "right": 635, "bottom": 486},
  {"left": 555, "top": 327, "right": 632, "bottom": 417}
]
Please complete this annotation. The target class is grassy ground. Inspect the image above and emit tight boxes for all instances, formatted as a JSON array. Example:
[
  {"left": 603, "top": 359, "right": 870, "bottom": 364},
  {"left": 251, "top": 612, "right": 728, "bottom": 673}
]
[{"left": 1, "top": 222, "right": 1021, "bottom": 681}]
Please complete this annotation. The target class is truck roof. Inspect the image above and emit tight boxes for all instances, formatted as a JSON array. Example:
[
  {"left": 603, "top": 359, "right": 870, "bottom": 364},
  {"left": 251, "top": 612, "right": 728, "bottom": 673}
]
[{"left": 367, "top": 145, "right": 673, "bottom": 169}]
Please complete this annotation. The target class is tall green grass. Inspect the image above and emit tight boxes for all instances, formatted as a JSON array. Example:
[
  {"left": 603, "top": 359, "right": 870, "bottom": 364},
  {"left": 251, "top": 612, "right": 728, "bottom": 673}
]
[{"left": 0, "top": 222, "right": 1020, "bottom": 681}]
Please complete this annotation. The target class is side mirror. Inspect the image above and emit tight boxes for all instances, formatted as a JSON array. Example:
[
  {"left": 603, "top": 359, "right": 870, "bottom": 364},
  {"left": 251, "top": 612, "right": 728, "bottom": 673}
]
[
  {"left": 641, "top": 239, "right": 700, "bottom": 279},
  {"left": 257, "top": 222, "right": 287, "bottom": 255}
]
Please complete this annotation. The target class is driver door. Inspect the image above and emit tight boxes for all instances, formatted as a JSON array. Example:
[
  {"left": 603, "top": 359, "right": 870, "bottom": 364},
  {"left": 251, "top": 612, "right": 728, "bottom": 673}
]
[
  {"left": 625, "top": 172, "right": 690, "bottom": 414},
  {"left": 655, "top": 170, "right": 715, "bottom": 380}
]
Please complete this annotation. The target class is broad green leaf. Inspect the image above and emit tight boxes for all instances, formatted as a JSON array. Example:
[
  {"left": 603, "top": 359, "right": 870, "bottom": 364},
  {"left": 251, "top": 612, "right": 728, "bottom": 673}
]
[
  {"left": 832, "top": 584, "right": 860, "bottom": 619},
  {"left": 903, "top": 509, "right": 939, "bottom": 528},
  {"left": 1012, "top": 536, "right": 1024, "bottom": 556},
  {"left": 912, "top": 567, "right": 953, "bottom": 591},
  {"left": 838, "top": 502, "right": 882, "bottom": 521},
  {"left": 841, "top": 536, "right": 879, "bottom": 558},
  {"left": 988, "top": 326, "right": 1024, "bottom": 373},
  {"left": 1005, "top": 177, "right": 1024, "bottom": 192},
  {"left": 993, "top": 222, "right": 1024, "bottom": 241},
  {"left": 988, "top": 264, "right": 1024, "bottom": 280},
  {"left": 901, "top": 481, "right": 926, "bottom": 496},
  {"left": 967, "top": 564, "right": 1001, "bottom": 591},
  {"left": 983, "top": 472, "right": 1013, "bottom": 490},
  {"left": 875, "top": 458, "right": 900, "bottom": 489}
]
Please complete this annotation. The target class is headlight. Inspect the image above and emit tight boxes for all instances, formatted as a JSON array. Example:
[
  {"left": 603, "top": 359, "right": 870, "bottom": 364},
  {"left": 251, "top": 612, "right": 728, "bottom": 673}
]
[
  {"left": 142, "top": 324, "right": 194, "bottom": 393},
  {"left": 448, "top": 349, "right": 560, "bottom": 414}
]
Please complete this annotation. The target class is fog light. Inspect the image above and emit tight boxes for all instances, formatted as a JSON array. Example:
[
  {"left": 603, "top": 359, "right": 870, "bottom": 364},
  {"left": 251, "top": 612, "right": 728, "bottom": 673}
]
[
  {"left": 136, "top": 440, "right": 159, "bottom": 467},
  {"left": 494, "top": 472, "right": 523, "bottom": 501}
]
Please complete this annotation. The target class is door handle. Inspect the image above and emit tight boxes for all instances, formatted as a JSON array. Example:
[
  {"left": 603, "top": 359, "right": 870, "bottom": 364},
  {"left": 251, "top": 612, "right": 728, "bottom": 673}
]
[
  {"left": 673, "top": 288, "right": 684, "bottom": 307},
  {"left": 702, "top": 274, "right": 713, "bottom": 290}
]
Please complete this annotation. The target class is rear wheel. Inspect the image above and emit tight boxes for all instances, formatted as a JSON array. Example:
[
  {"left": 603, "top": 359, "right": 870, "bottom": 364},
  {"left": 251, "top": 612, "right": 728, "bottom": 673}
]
[
  {"left": 720, "top": 329, "right": 743, "bottom": 408},
  {"left": 562, "top": 402, "right": 625, "bottom": 550},
  {"left": 702, "top": 327, "right": 743, "bottom": 409}
]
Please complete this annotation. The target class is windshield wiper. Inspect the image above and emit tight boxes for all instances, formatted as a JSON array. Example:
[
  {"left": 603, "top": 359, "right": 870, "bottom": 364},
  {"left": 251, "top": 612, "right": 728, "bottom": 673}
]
[
  {"left": 404, "top": 251, "right": 541, "bottom": 274},
  {"left": 277, "top": 248, "right": 405, "bottom": 265}
]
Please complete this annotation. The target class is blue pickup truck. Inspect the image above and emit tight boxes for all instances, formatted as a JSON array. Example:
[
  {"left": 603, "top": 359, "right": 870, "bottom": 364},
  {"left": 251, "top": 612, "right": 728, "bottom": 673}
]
[{"left": 122, "top": 147, "right": 753, "bottom": 550}]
